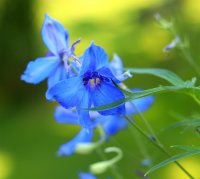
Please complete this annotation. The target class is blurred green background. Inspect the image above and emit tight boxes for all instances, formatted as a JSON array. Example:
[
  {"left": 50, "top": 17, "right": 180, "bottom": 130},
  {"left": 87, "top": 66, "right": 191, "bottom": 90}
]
[{"left": 0, "top": 0, "right": 200, "bottom": 178}]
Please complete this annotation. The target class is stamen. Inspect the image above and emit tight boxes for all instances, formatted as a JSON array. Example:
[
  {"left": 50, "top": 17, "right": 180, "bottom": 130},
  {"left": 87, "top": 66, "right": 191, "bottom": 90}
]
[{"left": 83, "top": 71, "right": 107, "bottom": 88}]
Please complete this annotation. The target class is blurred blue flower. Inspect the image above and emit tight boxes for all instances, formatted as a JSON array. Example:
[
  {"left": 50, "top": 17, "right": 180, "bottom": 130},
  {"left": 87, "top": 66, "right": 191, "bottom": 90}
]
[
  {"left": 47, "top": 43, "right": 125, "bottom": 120},
  {"left": 21, "top": 14, "right": 80, "bottom": 87},
  {"left": 141, "top": 159, "right": 152, "bottom": 167},
  {"left": 58, "top": 128, "right": 93, "bottom": 156},
  {"left": 163, "top": 35, "right": 180, "bottom": 53},
  {"left": 79, "top": 172, "right": 97, "bottom": 179}
]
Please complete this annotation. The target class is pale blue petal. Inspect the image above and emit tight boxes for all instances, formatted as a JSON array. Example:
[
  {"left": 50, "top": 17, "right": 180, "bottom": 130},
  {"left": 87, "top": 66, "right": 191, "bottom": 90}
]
[
  {"left": 41, "top": 14, "right": 69, "bottom": 55},
  {"left": 47, "top": 65, "right": 68, "bottom": 88},
  {"left": 109, "top": 54, "right": 132, "bottom": 82},
  {"left": 109, "top": 54, "right": 123, "bottom": 76},
  {"left": 54, "top": 106, "right": 79, "bottom": 124},
  {"left": 58, "top": 128, "right": 93, "bottom": 156},
  {"left": 126, "top": 89, "right": 154, "bottom": 114},
  {"left": 116, "top": 70, "right": 132, "bottom": 82},
  {"left": 91, "top": 81, "right": 125, "bottom": 115},
  {"left": 89, "top": 111, "right": 100, "bottom": 120},
  {"left": 77, "top": 90, "right": 93, "bottom": 128},
  {"left": 46, "top": 76, "right": 86, "bottom": 109},
  {"left": 80, "top": 42, "right": 108, "bottom": 74},
  {"left": 97, "top": 115, "right": 127, "bottom": 136},
  {"left": 21, "top": 56, "right": 60, "bottom": 84},
  {"left": 79, "top": 172, "right": 97, "bottom": 179}
]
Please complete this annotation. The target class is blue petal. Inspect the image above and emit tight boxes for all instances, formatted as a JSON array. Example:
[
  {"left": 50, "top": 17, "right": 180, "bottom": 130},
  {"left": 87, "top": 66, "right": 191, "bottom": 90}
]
[
  {"left": 21, "top": 56, "right": 60, "bottom": 84},
  {"left": 41, "top": 14, "right": 69, "bottom": 55},
  {"left": 92, "top": 81, "right": 125, "bottom": 115},
  {"left": 77, "top": 91, "right": 92, "bottom": 128},
  {"left": 58, "top": 128, "right": 93, "bottom": 156},
  {"left": 54, "top": 106, "right": 79, "bottom": 124},
  {"left": 80, "top": 42, "right": 108, "bottom": 74},
  {"left": 125, "top": 89, "right": 154, "bottom": 114},
  {"left": 47, "top": 64, "right": 68, "bottom": 88},
  {"left": 97, "top": 115, "right": 127, "bottom": 136},
  {"left": 109, "top": 54, "right": 123, "bottom": 76},
  {"left": 109, "top": 54, "right": 132, "bottom": 82},
  {"left": 79, "top": 172, "right": 97, "bottom": 179},
  {"left": 46, "top": 76, "right": 87, "bottom": 108}
]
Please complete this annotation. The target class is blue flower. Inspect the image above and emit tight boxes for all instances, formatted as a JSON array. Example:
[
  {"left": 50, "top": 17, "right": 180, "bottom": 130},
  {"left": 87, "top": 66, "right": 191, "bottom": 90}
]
[
  {"left": 163, "top": 35, "right": 180, "bottom": 53},
  {"left": 47, "top": 43, "right": 125, "bottom": 118},
  {"left": 57, "top": 128, "right": 93, "bottom": 156},
  {"left": 21, "top": 14, "right": 80, "bottom": 87},
  {"left": 79, "top": 172, "right": 97, "bottom": 179}
]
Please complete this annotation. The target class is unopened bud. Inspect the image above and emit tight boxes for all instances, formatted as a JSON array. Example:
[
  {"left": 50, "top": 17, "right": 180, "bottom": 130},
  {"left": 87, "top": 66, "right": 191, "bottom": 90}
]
[
  {"left": 90, "top": 161, "right": 110, "bottom": 175},
  {"left": 76, "top": 142, "right": 99, "bottom": 155}
]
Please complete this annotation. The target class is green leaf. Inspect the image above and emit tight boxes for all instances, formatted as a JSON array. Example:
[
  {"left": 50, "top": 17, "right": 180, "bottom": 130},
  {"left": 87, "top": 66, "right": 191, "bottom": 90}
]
[
  {"left": 84, "top": 68, "right": 200, "bottom": 112},
  {"left": 165, "top": 119, "right": 200, "bottom": 131},
  {"left": 171, "top": 145, "right": 200, "bottom": 152},
  {"left": 125, "top": 68, "right": 185, "bottom": 85},
  {"left": 85, "top": 84, "right": 200, "bottom": 111},
  {"left": 87, "top": 85, "right": 195, "bottom": 111},
  {"left": 145, "top": 147, "right": 200, "bottom": 176}
]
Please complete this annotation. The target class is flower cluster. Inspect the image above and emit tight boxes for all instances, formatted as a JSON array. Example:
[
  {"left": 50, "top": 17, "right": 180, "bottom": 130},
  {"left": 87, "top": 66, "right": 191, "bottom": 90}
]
[{"left": 21, "top": 14, "right": 154, "bottom": 178}]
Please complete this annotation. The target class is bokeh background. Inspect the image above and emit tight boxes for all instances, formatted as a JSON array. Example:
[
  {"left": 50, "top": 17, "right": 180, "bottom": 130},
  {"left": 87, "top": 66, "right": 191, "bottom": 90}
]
[{"left": 0, "top": 0, "right": 200, "bottom": 178}]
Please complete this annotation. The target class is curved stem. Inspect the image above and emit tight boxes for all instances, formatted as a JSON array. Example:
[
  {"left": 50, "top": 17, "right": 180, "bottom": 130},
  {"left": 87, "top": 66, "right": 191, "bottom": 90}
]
[{"left": 124, "top": 115, "right": 195, "bottom": 179}]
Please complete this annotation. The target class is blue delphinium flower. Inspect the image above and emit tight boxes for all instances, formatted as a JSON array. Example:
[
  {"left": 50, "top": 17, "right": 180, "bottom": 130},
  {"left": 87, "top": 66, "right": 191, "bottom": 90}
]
[
  {"left": 47, "top": 43, "right": 125, "bottom": 121},
  {"left": 21, "top": 14, "right": 80, "bottom": 88},
  {"left": 53, "top": 50, "right": 154, "bottom": 155},
  {"left": 79, "top": 172, "right": 97, "bottom": 179}
]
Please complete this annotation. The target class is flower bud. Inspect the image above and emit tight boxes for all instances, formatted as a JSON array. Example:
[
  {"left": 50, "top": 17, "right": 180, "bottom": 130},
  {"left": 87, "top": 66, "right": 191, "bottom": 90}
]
[{"left": 90, "top": 161, "right": 110, "bottom": 175}]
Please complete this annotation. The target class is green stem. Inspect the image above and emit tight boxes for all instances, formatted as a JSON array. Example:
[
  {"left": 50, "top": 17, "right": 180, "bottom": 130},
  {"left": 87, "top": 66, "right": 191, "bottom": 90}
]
[
  {"left": 128, "top": 126, "right": 151, "bottom": 161},
  {"left": 131, "top": 102, "right": 162, "bottom": 146},
  {"left": 180, "top": 48, "right": 200, "bottom": 76},
  {"left": 96, "top": 148, "right": 124, "bottom": 179},
  {"left": 124, "top": 115, "right": 195, "bottom": 179},
  {"left": 169, "top": 25, "right": 200, "bottom": 76}
]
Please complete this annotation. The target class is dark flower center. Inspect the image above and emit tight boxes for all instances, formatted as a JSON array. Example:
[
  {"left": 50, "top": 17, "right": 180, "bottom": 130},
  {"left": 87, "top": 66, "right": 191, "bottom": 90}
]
[{"left": 82, "top": 71, "right": 109, "bottom": 88}]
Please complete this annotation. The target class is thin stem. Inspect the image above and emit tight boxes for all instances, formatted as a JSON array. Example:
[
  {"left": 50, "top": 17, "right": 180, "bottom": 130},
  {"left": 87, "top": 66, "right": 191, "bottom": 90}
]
[
  {"left": 128, "top": 126, "right": 151, "bottom": 161},
  {"left": 124, "top": 115, "right": 195, "bottom": 179},
  {"left": 169, "top": 25, "right": 200, "bottom": 76},
  {"left": 131, "top": 102, "right": 162, "bottom": 146},
  {"left": 96, "top": 148, "right": 124, "bottom": 179},
  {"left": 180, "top": 48, "right": 200, "bottom": 76}
]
